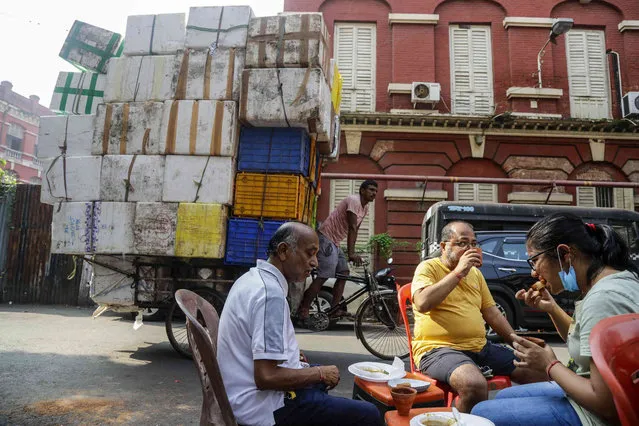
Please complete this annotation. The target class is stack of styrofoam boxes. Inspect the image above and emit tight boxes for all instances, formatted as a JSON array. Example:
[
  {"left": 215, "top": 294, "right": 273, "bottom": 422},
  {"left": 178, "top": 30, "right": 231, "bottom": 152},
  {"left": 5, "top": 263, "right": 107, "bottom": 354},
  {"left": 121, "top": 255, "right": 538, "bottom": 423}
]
[
  {"left": 224, "top": 13, "right": 335, "bottom": 267},
  {"left": 51, "top": 21, "right": 123, "bottom": 115},
  {"left": 40, "top": 7, "right": 253, "bottom": 307}
]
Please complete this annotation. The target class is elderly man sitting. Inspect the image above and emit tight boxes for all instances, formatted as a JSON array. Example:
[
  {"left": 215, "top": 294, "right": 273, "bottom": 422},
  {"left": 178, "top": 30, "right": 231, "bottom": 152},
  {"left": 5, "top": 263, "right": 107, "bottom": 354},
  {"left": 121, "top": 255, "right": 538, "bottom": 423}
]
[{"left": 217, "top": 222, "right": 383, "bottom": 426}]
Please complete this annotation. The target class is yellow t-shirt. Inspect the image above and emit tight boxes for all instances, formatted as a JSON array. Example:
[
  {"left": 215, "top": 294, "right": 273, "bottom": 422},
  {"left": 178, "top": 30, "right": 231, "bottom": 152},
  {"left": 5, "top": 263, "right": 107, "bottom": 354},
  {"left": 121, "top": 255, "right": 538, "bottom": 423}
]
[{"left": 411, "top": 257, "right": 495, "bottom": 367}]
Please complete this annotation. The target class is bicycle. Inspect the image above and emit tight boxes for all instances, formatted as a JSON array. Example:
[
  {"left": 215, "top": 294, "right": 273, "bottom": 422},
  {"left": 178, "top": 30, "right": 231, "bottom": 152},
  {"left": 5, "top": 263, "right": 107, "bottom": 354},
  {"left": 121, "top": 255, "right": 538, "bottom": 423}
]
[{"left": 305, "top": 259, "right": 413, "bottom": 360}]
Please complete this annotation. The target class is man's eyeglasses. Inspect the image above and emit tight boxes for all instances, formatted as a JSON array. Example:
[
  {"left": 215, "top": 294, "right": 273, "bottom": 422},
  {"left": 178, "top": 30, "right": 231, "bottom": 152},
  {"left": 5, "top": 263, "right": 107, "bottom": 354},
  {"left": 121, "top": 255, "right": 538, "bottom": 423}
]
[
  {"left": 444, "top": 241, "right": 480, "bottom": 249},
  {"left": 526, "top": 248, "right": 555, "bottom": 270}
]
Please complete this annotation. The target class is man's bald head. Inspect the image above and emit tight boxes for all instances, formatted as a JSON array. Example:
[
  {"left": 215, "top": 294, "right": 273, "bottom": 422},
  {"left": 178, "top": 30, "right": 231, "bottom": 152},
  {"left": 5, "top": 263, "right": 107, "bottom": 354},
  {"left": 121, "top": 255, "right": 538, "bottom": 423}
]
[
  {"left": 267, "top": 222, "right": 316, "bottom": 256},
  {"left": 440, "top": 221, "right": 474, "bottom": 243}
]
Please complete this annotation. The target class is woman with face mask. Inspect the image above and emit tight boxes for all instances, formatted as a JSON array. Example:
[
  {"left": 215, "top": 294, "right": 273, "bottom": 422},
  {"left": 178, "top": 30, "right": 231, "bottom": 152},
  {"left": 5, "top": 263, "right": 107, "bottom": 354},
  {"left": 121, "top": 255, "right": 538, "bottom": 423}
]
[{"left": 471, "top": 212, "right": 639, "bottom": 426}]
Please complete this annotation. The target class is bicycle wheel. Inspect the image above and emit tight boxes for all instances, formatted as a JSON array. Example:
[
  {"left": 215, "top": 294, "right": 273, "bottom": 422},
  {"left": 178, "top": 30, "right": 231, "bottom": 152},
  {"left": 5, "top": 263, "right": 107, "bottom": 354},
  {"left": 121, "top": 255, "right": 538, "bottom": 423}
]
[
  {"left": 166, "top": 287, "right": 225, "bottom": 358},
  {"left": 355, "top": 291, "right": 412, "bottom": 360}
]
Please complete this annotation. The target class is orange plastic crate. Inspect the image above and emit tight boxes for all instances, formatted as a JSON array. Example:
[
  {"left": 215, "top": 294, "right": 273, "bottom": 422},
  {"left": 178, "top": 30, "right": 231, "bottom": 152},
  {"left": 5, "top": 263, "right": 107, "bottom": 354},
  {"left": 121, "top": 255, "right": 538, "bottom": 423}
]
[{"left": 234, "top": 173, "right": 311, "bottom": 221}]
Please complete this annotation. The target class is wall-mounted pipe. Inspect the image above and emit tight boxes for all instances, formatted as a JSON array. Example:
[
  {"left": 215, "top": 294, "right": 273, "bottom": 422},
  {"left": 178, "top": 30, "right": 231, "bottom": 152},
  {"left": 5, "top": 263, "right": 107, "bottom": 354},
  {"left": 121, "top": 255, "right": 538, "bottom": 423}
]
[{"left": 606, "top": 49, "right": 624, "bottom": 118}]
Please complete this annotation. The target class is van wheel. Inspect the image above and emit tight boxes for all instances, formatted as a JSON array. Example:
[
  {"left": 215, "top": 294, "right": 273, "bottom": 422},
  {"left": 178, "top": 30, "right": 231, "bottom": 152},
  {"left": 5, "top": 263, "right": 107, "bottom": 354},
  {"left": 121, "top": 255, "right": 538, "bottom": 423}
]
[{"left": 486, "top": 295, "right": 515, "bottom": 342}]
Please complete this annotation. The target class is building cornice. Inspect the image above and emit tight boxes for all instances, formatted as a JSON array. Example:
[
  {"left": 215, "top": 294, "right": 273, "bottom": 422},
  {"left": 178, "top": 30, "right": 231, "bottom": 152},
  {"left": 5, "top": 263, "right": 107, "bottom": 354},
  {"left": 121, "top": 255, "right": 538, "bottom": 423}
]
[
  {"left": 503, "top": 17, "right": 554, "bottom": 29},
  {"left": 618, "top": 20, "right": 639, "bottom": 32},
  {"left": 388, "top": 13, "right": 439, "bottom": 25},
  {"left": 507, "top": 87, "right": 563, "bottom": 99},
  {"left": 340, "top": 112, "right": 639, "bottom": 141}
]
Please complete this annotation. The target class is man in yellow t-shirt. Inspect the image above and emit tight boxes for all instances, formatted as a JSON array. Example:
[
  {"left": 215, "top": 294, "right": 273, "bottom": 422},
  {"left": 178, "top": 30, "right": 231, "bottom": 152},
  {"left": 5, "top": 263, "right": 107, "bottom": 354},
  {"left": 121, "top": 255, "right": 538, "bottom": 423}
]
[{"left": 412, "top": 221, "right": 545, "bottom": 413}]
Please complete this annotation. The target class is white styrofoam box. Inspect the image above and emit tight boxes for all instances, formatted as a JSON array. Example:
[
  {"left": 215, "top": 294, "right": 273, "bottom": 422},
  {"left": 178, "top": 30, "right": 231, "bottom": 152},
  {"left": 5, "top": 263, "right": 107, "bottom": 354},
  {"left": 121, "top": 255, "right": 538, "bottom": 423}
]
[
  {"left": 124, "top": 13, "right": 185, "bottom": 56},
  {"left": 41, "top": 156, "right": 102, "bottom": 205},
  {"left": 59, "top": 20, "right": 122, "bottom": 74},
  {"left": 38, "top": 114, "right": 95, "bottom": 159},
  {"left": 50, "top": 72, "right": 105, "bottom": 115},
  {"left": 246, "top": 14, "right": 330, "bottom": 74},
  {"left": 186, "top": 6, "right": 254, "bottom": 49},
  {"left": 133, "top": 202, "right": 178, "bottom": 256},
  {"left": 89, "top": 255, "right": 136, "bottom": 306},
  {"left": 92, "top": 202, "right": 135, "bottom": 254},
  {"left": 93, "top": 102, "right": 165, "bottom": 155},
  {"left": 161, "top": 100, "right": 237, "bottom": 156},
  {"left": 104, "top": 55, "right": 179, "bottom": 102},
  {"left": 162, "top": 156, "right": 234, "bottom": 204},
  {"left": 180, "top": 47, "right": 245, "bottom": 101},
  {"left": 100, "top": 155, "right": 164, "bottom": 202},
  {"left": 239, "top": 68, "right": 333, "bottom": 142},
  {"left": 51, "top": 202, "right": 94, "bottom": 254}
]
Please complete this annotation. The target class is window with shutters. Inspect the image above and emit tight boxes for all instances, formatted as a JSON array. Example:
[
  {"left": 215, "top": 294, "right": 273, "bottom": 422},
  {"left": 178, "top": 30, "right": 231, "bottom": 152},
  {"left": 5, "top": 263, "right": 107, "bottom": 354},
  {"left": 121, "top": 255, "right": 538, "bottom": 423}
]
[
  {"left": 329, "top": 179, "right": 375, "bottom": 274},
  {"left": 7, "top": 123, "right": 24, "bottom": 152},
  {"left": 449, "top": 25, "right": 494, "bottom": 115},
  {"left": 334, "top": 23, "right": 376, "bottom": 113},
  {"left": 566, "top": 30, "right": 611, "bottom": 119},
  {"left": 454, "top": 183, "right": 497, "bottom": 202},
  {"left": 576, "top": 187, "right": 633, "bottom": 210}
]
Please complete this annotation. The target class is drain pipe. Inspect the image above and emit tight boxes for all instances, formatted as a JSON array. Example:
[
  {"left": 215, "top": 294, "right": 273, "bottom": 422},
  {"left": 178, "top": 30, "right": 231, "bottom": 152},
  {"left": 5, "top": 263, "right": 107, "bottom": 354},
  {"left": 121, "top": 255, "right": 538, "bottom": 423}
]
[{"left": 606, "top": 49, "right": 624, "bottom": 118}]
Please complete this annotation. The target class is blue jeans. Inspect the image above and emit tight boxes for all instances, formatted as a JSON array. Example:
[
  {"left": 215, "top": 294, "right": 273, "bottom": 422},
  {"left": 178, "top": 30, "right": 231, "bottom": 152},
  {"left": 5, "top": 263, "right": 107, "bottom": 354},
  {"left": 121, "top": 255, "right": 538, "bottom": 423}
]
[
  {"left": 471, "top": 382, "right": 582, "bottom": 426},
  {"left": 273, "top": 383, "right": 383, "bottom": 426}
]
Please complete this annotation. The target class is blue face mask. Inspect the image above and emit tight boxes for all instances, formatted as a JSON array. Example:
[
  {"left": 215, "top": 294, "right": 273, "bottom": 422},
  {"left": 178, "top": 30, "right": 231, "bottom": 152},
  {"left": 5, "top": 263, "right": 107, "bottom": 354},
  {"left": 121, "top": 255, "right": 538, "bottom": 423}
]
[{"left": 557, "top": 249, "right": 579, "bottom": 292}]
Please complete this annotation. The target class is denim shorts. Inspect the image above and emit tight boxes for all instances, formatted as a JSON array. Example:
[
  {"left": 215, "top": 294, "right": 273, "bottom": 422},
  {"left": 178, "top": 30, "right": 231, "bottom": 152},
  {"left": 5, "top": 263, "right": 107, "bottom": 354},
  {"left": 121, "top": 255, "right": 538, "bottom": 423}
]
[{"left": 419, "top": 341, "right": 517, "bottom": 382}]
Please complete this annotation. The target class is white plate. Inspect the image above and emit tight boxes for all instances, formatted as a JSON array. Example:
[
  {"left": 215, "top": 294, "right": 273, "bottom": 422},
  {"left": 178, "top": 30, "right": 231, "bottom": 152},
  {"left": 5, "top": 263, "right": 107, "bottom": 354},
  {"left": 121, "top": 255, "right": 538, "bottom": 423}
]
[
  {"left": 410, "top": 412, "right": 495, "bottom": 426},
  {"left": 388, "top": 378, "right": 431, "bottom": 393},
  {"left": 348, "top": 361, "right": 406, "bottom": 383}
]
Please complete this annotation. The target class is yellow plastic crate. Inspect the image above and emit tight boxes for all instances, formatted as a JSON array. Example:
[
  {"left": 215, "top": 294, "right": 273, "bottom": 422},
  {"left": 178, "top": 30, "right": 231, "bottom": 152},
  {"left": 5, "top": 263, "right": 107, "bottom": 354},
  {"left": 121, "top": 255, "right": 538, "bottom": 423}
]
[
  {"left": 175, "top": 203, "right": 228, "bottom": 258},
  {"left": 234, "top": 173, "right": 310, "bottom": 221}
]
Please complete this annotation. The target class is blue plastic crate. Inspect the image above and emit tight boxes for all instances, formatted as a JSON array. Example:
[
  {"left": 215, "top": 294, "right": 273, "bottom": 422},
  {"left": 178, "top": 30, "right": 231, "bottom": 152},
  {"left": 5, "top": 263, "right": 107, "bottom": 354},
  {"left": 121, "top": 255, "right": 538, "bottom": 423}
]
[
  {"left": 225, "top": 218, "right": 286, "bottom": 266},
  {"left": 238, "top": 127, "right": 311, "bottom": 176}
]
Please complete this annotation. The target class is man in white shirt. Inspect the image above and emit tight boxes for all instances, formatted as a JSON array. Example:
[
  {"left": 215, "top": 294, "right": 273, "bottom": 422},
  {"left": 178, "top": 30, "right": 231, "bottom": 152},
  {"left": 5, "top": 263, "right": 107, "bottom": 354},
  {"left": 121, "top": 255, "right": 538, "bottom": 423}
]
[{"left": 218, "top": 222, "right": 383, "bottom": 426}]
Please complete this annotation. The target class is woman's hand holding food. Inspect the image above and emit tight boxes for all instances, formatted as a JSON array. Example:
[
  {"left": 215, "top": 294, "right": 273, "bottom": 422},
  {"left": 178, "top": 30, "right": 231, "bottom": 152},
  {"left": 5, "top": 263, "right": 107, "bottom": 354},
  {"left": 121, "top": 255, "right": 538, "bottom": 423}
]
[
  {"left": 511, "top": 334, "right": 557, "bottom": 374},
  {"left": 515, "top": 280, "right": 556, "bottom": 313}
]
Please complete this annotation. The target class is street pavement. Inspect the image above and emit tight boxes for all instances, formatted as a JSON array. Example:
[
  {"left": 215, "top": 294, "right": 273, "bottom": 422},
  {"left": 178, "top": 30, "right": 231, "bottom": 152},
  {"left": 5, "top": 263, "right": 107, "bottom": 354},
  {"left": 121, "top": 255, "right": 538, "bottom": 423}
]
[{"left": 0, "top": 304, "right": 569, "bottom": 425}]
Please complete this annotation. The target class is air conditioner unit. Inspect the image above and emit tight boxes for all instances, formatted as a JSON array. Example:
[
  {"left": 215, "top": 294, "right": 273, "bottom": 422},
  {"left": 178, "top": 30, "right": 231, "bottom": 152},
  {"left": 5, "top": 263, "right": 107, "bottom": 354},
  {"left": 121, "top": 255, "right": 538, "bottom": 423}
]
[
  {"left": 411, "top": 82, "right": 441, "bottom": 103},
  {"left": 623, "top": 92, "right": 639, "bottom": 118}
]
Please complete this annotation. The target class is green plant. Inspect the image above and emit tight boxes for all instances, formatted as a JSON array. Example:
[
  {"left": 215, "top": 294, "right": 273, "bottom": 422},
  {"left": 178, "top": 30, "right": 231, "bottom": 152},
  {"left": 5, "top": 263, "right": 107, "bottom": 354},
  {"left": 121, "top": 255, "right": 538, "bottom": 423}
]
[
  {"left": 367, "top": 233, "right": 409, "bottom": 259},
  {"left": 0, "top": 159, "right": 17, "bottom": 198}
]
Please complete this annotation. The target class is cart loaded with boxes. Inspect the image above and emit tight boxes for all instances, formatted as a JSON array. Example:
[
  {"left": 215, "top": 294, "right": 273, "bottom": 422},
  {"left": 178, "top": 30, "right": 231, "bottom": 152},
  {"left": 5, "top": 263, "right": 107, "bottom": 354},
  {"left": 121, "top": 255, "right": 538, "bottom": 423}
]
[{"left": 38, "top": 6, "right": 342, "bottom": 357}]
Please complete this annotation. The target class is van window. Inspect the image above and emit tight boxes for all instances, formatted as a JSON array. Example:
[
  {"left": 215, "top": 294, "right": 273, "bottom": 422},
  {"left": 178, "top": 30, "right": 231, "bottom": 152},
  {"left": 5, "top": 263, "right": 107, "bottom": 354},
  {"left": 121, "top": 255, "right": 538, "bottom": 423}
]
[
  {"left": 478, "top": 238, "right": 499, "bottom": 254},
  {"left": 502, "top": 241, "right": 528, "bottom": 261},
  {"left": 610, "top": 222, "right": 639, "bottom": 251}
]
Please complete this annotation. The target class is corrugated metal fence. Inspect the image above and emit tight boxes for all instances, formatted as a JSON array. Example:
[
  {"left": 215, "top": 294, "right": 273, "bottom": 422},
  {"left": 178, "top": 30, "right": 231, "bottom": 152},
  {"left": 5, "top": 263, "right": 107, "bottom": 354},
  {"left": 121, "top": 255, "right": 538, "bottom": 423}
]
[{"left": 0, "top": 184, "right": 87, "bottom": 305}]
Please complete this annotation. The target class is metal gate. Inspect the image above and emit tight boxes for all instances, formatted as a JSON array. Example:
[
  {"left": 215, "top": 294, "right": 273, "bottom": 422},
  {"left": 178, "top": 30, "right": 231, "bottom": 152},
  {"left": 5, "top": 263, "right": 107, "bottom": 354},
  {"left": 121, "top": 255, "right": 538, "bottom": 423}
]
[{"left": 0, "top": 184, "right": 86, "bottom": 305}]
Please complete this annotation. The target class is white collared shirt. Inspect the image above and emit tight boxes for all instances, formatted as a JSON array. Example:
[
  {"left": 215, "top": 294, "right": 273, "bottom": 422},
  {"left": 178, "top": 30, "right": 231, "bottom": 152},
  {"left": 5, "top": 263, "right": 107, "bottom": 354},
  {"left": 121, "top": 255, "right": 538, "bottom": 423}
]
[{"left": 218, "top": 260, "right": 302, "bottom": 426}]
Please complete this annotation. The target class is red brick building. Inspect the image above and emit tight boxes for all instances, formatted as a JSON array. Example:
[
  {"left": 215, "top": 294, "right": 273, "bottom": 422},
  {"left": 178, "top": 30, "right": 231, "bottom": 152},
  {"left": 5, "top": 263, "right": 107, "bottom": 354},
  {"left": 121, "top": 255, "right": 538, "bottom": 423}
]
[
  {"left": 284, "top": 0, "right": 639, "bottom": 281},
  {"left": 0, "top": 81, "right": 50, "bottom": 184}
]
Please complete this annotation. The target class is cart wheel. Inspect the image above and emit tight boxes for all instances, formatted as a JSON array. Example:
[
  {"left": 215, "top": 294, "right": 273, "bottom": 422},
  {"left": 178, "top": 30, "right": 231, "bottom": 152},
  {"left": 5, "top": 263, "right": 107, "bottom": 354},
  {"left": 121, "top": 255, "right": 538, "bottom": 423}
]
[{"left": 165, "top": 287, "right": 225, "bottom": 358}]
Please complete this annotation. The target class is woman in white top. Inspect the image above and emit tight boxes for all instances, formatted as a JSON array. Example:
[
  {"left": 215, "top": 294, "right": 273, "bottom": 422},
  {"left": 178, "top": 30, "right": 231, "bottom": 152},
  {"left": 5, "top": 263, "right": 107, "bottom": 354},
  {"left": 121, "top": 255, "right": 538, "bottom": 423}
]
[{"left": 471, "top": 212, "right": 639, "bottom": 426}]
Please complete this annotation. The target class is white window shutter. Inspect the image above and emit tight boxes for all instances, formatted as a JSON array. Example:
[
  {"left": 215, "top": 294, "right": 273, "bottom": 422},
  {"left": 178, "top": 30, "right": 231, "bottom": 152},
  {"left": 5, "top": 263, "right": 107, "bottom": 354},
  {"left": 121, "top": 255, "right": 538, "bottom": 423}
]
[
  {"left": 335, "top": 23, "right": 376, "bottom": 113},
  {"left": 576, "top": 187, "right": 597, "bottom": 207},
  {"left": 613, "top": 188, "right": 634, "bottom": 211},
  {"left": 329, "top": 179, "right": 375, "bottom": 274},
  {"left": 450, "top": 25, "right": 493, "bottom": 115},
  {"left": 455, "top": 183, "right": 497, "bottom": 202},
  {"left": 477, "top": 184, "right": 497, "bottom": 202},
  {"left": 566, "top": 30, "right": 610, "bottom": 119}
]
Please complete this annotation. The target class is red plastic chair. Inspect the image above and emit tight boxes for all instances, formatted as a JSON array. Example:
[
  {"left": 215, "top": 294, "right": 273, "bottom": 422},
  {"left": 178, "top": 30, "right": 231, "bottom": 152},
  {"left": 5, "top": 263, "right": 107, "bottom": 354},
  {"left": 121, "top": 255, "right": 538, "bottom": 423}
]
[
  {"left": 397, "top": 283, "right": 511, "bottom": 406},
  {"left": 590, "top": 313, "right": 639, "bottom": 426}
]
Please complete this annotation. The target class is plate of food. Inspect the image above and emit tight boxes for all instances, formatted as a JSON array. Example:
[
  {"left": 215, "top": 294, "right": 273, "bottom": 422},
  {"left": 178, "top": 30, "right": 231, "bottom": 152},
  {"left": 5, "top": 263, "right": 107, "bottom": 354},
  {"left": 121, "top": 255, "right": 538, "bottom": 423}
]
[
  {"left": 410, "top": 412, "right": 495, "bottom": 426},
  {"left": 347, "top": 362, "right": 406, "bottom": 382},
  {"left": 388, "top": 378, "right": 431, "bottom": 393}
]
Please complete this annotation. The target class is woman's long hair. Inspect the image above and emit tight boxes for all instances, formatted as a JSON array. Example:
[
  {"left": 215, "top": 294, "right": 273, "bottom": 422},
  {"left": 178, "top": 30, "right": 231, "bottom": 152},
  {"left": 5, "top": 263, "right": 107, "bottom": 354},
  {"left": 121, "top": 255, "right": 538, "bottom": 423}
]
[{"left": 527, "top": 212, "right": 639, "bottom": 283}]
